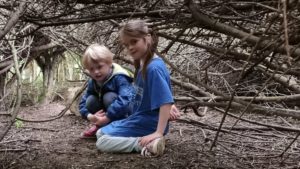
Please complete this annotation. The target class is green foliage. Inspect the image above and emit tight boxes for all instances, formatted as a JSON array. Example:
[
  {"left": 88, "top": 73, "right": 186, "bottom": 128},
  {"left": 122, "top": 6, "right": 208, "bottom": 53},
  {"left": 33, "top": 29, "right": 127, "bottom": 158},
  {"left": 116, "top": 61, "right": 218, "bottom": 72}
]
[
  {"left": 64, "top": 51, "right": 82, "bottom": 69},
  {"left": 11, "top": 50, "right": 85, "bottom": 106},
  {"left": 14, "top": 119, "right": 24, "bottom": 128}
]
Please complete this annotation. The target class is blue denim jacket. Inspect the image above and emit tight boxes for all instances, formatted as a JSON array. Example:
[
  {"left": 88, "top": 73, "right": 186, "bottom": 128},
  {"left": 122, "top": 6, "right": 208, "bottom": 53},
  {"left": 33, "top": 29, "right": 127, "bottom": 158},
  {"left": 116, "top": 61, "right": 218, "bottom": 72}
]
[{"left": 79, "top": 63, "right": 135, "bottom": 121}]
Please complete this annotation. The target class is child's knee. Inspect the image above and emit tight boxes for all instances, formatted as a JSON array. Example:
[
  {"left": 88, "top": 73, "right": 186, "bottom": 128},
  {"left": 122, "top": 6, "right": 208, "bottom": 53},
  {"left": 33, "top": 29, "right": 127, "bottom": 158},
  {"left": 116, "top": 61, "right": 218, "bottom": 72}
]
[
  {"left": 96, "top": 135, "right": 110, "bottom": 152},
  {"left": 96, "top": 129, "right": 103, "bottom": 139},
  {"left": 86, "top": 95, "right": 101, "bottom": 113},
  {"left": 102, "top": 92, "right": 118, "bottom": 108}
]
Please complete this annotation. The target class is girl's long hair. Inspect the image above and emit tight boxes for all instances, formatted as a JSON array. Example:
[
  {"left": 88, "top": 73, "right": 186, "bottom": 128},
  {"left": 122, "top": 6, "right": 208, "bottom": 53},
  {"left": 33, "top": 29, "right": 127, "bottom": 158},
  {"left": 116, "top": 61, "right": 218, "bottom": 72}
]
[{"left": 119, "top": 19, "right": 158, "bottom": 79}]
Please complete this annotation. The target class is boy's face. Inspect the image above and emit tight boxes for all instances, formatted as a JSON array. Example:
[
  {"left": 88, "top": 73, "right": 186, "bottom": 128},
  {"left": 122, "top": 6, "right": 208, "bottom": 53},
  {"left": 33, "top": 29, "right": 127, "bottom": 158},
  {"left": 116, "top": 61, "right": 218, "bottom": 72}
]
[{"left": 86, "top": 61, "right": 112, "bottom": 82}]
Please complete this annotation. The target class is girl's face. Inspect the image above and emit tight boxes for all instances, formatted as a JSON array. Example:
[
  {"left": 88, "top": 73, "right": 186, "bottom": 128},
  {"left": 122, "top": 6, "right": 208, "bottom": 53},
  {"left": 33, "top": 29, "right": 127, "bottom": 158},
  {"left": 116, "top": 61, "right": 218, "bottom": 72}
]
[
  {"left": 86, "top": 61, "right": 112, "bottom": 82},
  {"left": 122, "top": 34, "right": 149, "bottom": 60}
]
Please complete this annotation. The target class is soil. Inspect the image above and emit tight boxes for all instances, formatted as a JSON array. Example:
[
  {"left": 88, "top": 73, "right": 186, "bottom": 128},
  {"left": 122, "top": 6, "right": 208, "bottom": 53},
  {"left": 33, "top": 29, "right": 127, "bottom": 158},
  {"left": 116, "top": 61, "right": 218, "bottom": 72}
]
[{"left": 1, "top": 103, "right": 300, "bottom": 169}]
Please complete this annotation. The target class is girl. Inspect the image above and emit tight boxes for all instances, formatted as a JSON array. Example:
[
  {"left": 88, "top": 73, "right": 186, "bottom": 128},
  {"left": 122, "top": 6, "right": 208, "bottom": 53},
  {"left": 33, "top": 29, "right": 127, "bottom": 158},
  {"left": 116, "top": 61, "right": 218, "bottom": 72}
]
[{"left": 96, "top": 19, "right": 174, "bottom": 157}]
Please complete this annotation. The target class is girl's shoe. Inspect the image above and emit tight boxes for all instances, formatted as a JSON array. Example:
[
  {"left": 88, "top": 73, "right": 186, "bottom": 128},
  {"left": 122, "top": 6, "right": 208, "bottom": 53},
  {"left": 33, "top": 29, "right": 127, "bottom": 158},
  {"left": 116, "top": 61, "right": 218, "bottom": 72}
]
[
  {"left": 80, "top": 125, "right": 99, "bottom": 138},
  {"left": 141, "top": 137, "right": 165, "bottom": 157}
]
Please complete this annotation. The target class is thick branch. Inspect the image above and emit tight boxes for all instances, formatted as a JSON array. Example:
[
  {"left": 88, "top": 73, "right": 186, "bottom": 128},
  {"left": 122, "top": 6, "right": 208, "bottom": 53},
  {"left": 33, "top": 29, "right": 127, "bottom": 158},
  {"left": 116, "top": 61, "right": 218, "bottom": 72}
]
[
  {"left": 25, "top": 10, "right": 176, "bottom": 27},
  {"left": 257, "top": 67, "right": 300, "bottom": 93},
  {"left": 75, "top": 0, "right": 124, "bottom": 4},
  {"left": 31, "top": 42, "right": 58, "bottom": 52},
  {"left": 184, "top": 100, "right": 300, "bottom": 119},
  {"left": 171, "top": 77, "right": 210, "bottom": 97},
  {"left": 0, "top": 2, "right": 26, "bottom": 40},
  {"left": 175, "top": 93, "right": 300, "bottom": 103},
  {"left": 0, "top": 63, "right": 13, "bottom": 75}
]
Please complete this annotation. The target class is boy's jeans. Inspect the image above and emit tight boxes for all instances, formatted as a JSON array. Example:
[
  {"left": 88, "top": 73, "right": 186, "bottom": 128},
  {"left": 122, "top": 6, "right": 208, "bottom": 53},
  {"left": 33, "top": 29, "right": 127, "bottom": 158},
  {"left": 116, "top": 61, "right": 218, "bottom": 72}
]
[
  {"left": 86, "top": 92, "right": 117, "bottom": 114},
  {"left": 96, "top": 129, "right": 142, "bottom": 153}
]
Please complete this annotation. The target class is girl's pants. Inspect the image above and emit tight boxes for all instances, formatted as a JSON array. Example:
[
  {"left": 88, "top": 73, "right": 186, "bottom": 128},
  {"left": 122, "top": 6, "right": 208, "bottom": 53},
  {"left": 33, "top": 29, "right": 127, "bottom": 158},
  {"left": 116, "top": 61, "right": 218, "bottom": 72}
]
[{"left": 96, "top": 129, "right": 142, "bottom": 153}]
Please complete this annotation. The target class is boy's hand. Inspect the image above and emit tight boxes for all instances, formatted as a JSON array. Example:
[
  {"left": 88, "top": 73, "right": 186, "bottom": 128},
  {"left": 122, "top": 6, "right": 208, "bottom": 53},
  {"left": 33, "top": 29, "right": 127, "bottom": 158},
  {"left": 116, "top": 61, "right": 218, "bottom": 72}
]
[
  {"left": 87, "top": 114, "right": 97, "bottom": 123},
  {"left": 169, "top": 105, "right": 181, "bottom": 121},
  {"left": 94, "top": 113, "right": 111, "bottom": 126},
  {"left": 95, "top": 110, "right": 105, "bottom": 117},
  {"left": 138, "top": 132, "right": 163, "bottom": 147}
]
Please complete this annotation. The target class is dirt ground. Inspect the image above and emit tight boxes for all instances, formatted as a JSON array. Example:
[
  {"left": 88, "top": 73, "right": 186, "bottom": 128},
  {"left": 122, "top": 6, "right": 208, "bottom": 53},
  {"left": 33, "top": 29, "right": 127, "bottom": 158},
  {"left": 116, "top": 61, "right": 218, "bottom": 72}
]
[{"left": 1, "top": 102, "right": 300, "bottom": 169}]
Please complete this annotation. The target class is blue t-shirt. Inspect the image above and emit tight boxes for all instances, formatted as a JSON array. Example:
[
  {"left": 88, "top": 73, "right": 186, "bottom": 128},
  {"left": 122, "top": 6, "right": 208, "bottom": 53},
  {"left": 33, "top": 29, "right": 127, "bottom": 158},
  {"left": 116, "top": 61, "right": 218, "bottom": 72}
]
[{"left": 100, "top": 57, "right": 174, "bottom": 137}]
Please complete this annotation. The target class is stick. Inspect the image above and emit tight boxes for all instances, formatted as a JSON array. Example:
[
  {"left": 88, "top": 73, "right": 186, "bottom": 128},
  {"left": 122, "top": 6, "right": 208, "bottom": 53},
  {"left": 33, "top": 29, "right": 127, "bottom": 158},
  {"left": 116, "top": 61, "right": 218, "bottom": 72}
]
[{"left": 0, "top": 40, "right": 23, "bottom": 142}]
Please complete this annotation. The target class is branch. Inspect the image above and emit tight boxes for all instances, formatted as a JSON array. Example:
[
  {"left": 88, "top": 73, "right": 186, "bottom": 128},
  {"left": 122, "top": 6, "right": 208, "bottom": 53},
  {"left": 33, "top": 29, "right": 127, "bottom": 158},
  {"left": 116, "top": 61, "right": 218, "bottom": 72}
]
[
  {"left": 282, "top": 0, "right": 292, "bottom": 66},
  {"left": 0, "top": 60, "right": 13, "bottom": 69},
  {"left": 158, "top": 32, "right": 300, "bottom": 78},
  {"left": 214, "top": 107, "right": 300, "bottom": 133},
  {"left": 270, "top": 74, "right": 300, "bottom": 93},
  {"left": 186, "top": 0, "right": 300, "bottom": 58},
  {"left": 25, "top": 10, "right": 176, "bottom": 27},
  {"left": 184, "top": 100, "right": 300, "bottom": 120},
  {"left": 0, "top": 1, "right": 26, "bottom": 40},
  {"left": 0, "top": 63, "right": 13, "bottom": 75},
  {"left": 0, "top": 40, "right": 22, "bottom": 142},
  {"left": 75, "top": 0, "right": 124, "bottom": 4},
  {"left": 31, "top": 42, "right": 58, "bottom": 52},
  {"left": 171, "top": 77, "right": 210, "bottom": 97},
  {"left": 175, "top": 94, "right": 300, "bottom": 103},
  {"left": 258, "top": 67, "right": 300, "bottom": 93}
]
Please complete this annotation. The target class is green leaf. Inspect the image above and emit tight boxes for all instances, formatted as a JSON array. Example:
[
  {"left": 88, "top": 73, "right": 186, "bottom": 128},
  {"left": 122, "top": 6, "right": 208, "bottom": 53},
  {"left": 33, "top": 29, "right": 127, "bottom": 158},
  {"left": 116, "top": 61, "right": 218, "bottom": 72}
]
[{"left": 14, "top": 119, "right": 24, "bottom": 128}]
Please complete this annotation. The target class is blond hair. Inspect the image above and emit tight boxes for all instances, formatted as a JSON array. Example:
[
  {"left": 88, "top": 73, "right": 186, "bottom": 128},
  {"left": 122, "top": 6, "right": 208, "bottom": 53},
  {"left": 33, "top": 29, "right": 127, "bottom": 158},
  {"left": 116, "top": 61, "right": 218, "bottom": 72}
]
[
  {"left": 119, "top": 19, "right": 158, "bottom": 79},
  {"left": 82, "top": 44, "right": 114, "bottom": 69}
]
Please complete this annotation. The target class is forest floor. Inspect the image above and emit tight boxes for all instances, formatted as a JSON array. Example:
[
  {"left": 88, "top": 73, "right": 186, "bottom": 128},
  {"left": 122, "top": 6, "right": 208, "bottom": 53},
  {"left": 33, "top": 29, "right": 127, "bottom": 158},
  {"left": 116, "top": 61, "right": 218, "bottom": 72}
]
[{"left": 1, "top": 102, "right": 300, "bottom": 169}]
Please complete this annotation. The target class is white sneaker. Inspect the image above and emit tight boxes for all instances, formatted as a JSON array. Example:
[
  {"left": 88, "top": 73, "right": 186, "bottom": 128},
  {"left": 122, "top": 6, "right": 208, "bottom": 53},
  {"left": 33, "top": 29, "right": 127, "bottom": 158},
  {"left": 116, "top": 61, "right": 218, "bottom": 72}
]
[{"left": 141, "top": 137, "right": 165, "bottom": 157}]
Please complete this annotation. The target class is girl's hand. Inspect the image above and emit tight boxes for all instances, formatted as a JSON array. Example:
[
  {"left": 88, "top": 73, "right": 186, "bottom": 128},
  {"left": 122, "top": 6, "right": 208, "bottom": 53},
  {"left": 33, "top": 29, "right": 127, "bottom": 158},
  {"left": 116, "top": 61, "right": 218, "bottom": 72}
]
[
  {"left": 169, "top": 105, "right": 181, "bottom": 121},
  {"left": 139, "top": 132, "right": 163, "bottom": 147}
]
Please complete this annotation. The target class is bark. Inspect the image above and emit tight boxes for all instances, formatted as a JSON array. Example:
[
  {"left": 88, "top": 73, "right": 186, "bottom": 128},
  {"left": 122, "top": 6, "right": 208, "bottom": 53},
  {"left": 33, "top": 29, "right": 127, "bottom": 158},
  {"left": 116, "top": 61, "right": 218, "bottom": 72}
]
[
  {"left": 269, "top": 73, "right": 300, "bottom": 93},
  {"left": 0, "top": 63, "right": 13, "bottom": 75},
  {"left": 35, "top": 47, "right": 65, "bottom": 104},
  {"left": 31, "top": 42, "right": 57, "bottom": 52},
  {"left": 0, "top": 2, "right": 26, "bottom": 40},
  {"left": 0, "top": 74, "right": 5, "bottom": 99},
  {"left": 171, "top": 77, "right": 210, "bottom": 97},
  {"left": 42, "top": 59, "right": 54, "bottom": 104},
  {"left": 256, "top": 67, "right": 300, "bottom": 94},
  {"left": 0, "top": 60, "right": 13, "bottom": 69}
]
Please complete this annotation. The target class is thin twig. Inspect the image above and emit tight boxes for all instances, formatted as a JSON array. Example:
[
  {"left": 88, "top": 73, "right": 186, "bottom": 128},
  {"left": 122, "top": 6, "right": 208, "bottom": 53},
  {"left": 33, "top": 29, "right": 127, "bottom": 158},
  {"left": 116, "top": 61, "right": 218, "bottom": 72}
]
[
  {"left": 0, "top": 39, "right": 23, "bottom": 142},
  {"left": 16, "top": 81, "right": 87, "bottom": 123},
  {"left": 210, "top": 31, "right": 258, "bottom": 150}
]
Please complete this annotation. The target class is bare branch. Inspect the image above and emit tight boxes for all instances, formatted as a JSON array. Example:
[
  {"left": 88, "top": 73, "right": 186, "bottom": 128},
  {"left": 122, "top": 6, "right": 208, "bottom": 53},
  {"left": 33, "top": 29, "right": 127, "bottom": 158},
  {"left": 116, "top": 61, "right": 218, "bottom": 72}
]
[
  {"left": 0, "top": 39, "right": 22, "bottom": 142},
  {"left": 0, "top": 2, "right": 26, "bottom": 40}
]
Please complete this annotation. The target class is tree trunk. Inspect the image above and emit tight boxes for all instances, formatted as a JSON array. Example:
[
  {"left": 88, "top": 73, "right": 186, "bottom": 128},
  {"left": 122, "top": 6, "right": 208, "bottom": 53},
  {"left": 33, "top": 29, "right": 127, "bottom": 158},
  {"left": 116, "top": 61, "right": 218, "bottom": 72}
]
[
  {"left": 41, "top": 59, "right": 53, "bottom": 104},
  {"left": 0, "top": 73, "right": 6, "bottom": 104},
  {"left": 36, "top": 48, "right": 65, "bottom": 104}
]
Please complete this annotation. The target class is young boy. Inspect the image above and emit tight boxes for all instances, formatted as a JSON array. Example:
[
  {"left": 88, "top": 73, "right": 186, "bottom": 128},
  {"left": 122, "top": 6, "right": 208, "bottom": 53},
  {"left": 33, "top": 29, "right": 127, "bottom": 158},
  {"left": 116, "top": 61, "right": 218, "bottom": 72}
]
[{"left": 79, "top": 44, "right": 135, "bottom": 138}]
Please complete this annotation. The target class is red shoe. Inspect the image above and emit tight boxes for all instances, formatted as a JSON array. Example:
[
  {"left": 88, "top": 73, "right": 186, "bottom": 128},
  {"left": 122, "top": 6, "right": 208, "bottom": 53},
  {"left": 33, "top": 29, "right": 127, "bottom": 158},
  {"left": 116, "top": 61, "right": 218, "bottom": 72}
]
[{"left": 80, "top": 125, "right": 99, "bottom": 139}]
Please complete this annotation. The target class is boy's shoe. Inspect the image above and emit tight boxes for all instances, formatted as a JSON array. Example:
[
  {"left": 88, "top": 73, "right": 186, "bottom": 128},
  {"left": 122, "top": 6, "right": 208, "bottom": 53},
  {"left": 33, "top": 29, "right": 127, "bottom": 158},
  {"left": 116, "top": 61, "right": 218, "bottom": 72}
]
[
  {"left": 80, "top": 125, "right": 99, "bottom": 139},
  {"left": 141, "top": 137, "right": 165, "bottom": 157}
]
